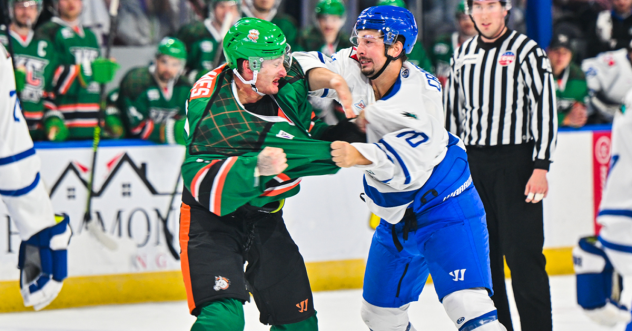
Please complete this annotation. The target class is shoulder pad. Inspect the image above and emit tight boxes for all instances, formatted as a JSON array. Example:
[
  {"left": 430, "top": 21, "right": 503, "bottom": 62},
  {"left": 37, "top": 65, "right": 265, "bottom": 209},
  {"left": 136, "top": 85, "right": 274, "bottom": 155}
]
[{"left": 190, "top": 64, "right": 226, "bottom": 101}]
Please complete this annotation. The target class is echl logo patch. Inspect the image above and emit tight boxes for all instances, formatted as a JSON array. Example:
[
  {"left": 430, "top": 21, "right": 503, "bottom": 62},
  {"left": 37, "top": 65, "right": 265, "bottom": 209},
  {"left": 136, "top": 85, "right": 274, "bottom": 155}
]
[
  {"left": 248, "top": 29, "right": 260, "bottom": 42},
  {"left": 213, "top": 276, "right": 230, "bottom": 291},
  {"left": 354, "top": 100, "right": 366, "bottom": 110},
  {"left": 498, "top": 51, "right": 515, "bottom": 66}
]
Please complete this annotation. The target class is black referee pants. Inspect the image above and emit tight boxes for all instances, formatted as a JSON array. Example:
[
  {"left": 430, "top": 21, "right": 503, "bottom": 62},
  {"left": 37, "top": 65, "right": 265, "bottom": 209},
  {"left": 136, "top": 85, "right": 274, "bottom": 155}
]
[{"left": 467, "top": 143, "right": 552, "bottom": 331}]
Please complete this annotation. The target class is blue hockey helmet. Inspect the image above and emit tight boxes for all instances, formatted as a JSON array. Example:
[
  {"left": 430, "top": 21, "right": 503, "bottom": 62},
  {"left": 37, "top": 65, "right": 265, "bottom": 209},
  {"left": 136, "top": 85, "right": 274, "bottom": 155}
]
[{"left": 351, "top": 6, "right": 418, "bottom": 54}]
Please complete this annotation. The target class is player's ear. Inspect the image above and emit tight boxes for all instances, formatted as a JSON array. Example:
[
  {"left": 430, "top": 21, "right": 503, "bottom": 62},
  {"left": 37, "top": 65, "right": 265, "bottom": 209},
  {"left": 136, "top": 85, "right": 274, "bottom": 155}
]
[{"left": 240, "top": 59, "right": 254, "bottom": 78}]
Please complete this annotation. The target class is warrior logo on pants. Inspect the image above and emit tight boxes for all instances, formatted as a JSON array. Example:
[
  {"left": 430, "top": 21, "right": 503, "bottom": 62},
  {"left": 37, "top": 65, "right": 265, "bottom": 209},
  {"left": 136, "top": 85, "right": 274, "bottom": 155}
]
[{"left": 213, "top": 276, "right": 230, "bottom": 291}]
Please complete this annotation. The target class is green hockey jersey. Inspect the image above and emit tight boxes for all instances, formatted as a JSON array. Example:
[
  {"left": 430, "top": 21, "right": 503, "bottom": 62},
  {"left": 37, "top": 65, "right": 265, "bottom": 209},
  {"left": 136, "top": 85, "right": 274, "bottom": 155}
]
[
  {"left": 0, "top": 29, "right": 57, "bottom": 140},
  {"left": 295, "top": 25, "right": 352, "bottom": 56},
  {"left": 176, "top": 19, "right": 222, "bottom": 82},
  {"left": 554, "top": 62, "right": 588, "bottom": 126},
  {"left": 407, "top": 42, "right": 434, "bottom": 74},
  {"left": 182, "top": 62, "right": 338, "bottom": 216},
  {"left": 117, "top": 66, "right": 191, "bottom": 143},
  {"left": 35, "top": 17, "right": 101, "bottom": 140}
]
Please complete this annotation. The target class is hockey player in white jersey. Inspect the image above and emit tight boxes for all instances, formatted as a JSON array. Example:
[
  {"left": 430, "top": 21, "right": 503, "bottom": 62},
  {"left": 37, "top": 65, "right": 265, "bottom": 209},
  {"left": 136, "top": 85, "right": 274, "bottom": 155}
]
[
  {"left": 581, "top": 42, "right": 632, "bottom": 123},
  {"left": 294, "top": 6, "right": 505, "bottom": 331},
  {"left": 0, "top": 44, "right": 71, "bottom": 310},
  {"left": 573, "top": 90, "right": 632, "bottom": 330}
]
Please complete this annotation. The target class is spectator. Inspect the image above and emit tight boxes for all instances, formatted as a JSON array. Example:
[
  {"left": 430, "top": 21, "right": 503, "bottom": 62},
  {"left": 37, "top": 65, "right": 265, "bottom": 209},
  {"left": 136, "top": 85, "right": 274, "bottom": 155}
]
[
  {"left": 113, "top": 37, "right": 191, "bottom": 144},
  {"left": 116, "top": 0, "right": 182, "bottom": 46},
  {"left": 588, "top": 0, "right": 632, "bottom": 57},
  {"left": 582, "top": 41, "right": 632, "bottom": 123},
  {"left": 548, "top": 31, "right": 589, "bottom": 128},
  {"left": 80, "top": 0, "right": 109, "bottom": 45},
  {"left": 177, "top": 0, "right": 240, "bottom": 82},
  {"left": 376, "top": 0, "right": 434, "bottom": 72},
  {"left": 430, "top": 0, "right": 477, "bottom": 86},
  {"left": 296, "top": 0, "right": 351, "bottom": 56},
  {"left": 0, "top": 0, "right": 57, "bottom": 141},
  {"left": 35, "top": 0, "right": 120, "bottom": 141},
  {"left": 242, "top": 0, "right": 299, "bottom": 47}
]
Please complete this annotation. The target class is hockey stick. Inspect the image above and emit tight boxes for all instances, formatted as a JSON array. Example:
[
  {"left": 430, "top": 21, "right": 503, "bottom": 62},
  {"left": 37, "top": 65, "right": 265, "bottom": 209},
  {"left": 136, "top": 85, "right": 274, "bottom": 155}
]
[
  {"left": 161, "top": 168, "right": 182, "bottom": 260},
  {"left": 211, "top": 11, "right": 234, "bottom": 69},
  {"left": 82, "top": 0, "right": 120, "bottom": 250}
]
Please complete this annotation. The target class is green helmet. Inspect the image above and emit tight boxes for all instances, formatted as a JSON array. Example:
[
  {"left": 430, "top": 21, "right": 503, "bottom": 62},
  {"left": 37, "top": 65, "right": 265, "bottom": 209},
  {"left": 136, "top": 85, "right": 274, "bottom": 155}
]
[
  {"left": 456, "top": 1, "right": 466, "bottom": 15},
  {"left": 9, "top": 0, "right": 43, "bottom": 21},
  {"left": 315, "top": 0, "right": 345, "bottom": 17},
  {"left": 223, "top": 17, "right": 291, "bottom": 72},
  {"left": 157, "top": 37, "right": 188, "bottom": 61},
  {"left": 376, "top": 0, "right": 407, "bottom": 8}
]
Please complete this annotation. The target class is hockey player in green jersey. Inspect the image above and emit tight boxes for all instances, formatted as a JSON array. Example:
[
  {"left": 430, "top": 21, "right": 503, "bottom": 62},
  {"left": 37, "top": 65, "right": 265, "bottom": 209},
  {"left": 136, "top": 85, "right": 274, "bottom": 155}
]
[
  {"left": 179, "top": 17, "right": 361, "bottom": 331},
  {"left": 177, "top": 0, "right": 240, "bottom": 82},
  {"left": 295, "top": 0, "right": 352, "bottom": 56},
  {"left": 35, "top": 0, "right": 119, "bottom": 141},
  {"left": 114, "top": 37, "right": 191, "bottom": 144},
  {"left": 548, "top": 31, "right": 588, "bottom": 128},
  {"left": 376, "top": 0, "right": 434, "bottom": 73},
  {"left": 0, "top": 0, "right": 57, "bottom": 140},
  {"left": 242, "top": 0, "right": 299, "bottom": 47},
  {"left": 430, "top": 1, "right": 477, "bottom": 86}
]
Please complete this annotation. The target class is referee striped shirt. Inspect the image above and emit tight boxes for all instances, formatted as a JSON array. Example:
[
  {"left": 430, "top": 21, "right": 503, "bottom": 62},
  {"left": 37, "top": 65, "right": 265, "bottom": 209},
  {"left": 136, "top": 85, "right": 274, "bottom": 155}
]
[{"left": 444, "top": 29, "right": 558, "bottom": 170}]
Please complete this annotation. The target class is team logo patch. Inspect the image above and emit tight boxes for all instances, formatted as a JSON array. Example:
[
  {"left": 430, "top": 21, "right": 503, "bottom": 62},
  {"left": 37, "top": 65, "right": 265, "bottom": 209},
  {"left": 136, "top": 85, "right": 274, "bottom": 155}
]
[
  {"left": 213, "top": 276, "right": 230, "bottom": 291},
  {"left": 603, "top": 54, "right": 616, "bottom": 67},
  {"left": 248, "top": 29, "right": 260, "bottom": 42},
  {"left": 401, "top": 68, "right": 410, "bottom": 78},
  {"left": 354, "top": 100, "right": 366, "bottom": 110},
  {"left": 402, "top": 112, "right": 418, "bottom": 119},
  {"left": 498, "top": 51, "right": 515, "bottom": 66},
  {"left": 147, "top": 89, "right": 160, "bottom": 101},
  {"left": 200, "top": 41, "right": 213, "bottom": 53},
  {"left": 276, "top": 130, "right": 294, "bottom": 140}
]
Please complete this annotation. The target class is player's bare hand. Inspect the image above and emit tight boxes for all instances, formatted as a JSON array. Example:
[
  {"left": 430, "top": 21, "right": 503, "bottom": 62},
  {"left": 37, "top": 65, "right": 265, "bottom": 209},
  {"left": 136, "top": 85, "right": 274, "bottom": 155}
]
[
  {"left": 355, "top": 110, "right": 369, "bottom": 133},
  {"left": 563, "top": 102, "right": 588, "bottom": 128},
  {"left": 330, "top": 74, "right": 356, "bottom": 119},
  {"left": 331, "top": 141, "right": 371, "bottom": 167},
  {"left": 524, "top": 169, "right": 548, "bottom": 203},
  {"left": 257, "top": 147, "right": 288, "bottom": 176}
]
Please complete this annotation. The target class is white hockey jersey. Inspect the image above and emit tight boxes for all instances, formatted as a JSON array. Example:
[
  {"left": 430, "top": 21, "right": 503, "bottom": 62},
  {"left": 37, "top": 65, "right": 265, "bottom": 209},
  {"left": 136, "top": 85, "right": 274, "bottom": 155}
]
[
  {"left": 597, "top": 90, "right": 632, "bottom": 275},
  {"left": 582, "top": 49, "right": 632, "bottom": 122},
  {"left": 0, "top": 44, "right": 56, "bottom": 240},
  {"left": 294, "top": 48, "right": 456, "bottom": 224}
]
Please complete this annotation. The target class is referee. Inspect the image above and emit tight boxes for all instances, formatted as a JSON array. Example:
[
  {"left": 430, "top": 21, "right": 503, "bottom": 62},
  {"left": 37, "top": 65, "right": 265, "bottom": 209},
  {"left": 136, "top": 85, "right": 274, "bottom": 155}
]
[{"left": 445, "top": 1, "right": 557, "bottom": 330}]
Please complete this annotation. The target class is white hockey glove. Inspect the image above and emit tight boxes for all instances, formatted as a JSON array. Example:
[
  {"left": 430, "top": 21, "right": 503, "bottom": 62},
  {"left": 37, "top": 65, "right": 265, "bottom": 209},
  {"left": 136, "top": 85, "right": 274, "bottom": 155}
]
[{"left": 18, "top": 214, "right": 72, "bottom": 311}]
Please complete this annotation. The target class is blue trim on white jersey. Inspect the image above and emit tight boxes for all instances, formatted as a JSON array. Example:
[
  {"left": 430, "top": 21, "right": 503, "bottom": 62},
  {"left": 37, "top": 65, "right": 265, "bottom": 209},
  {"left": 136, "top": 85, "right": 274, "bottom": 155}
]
[
  {"left": 317, "top": 52, "right": 326, "bottom": 64},
  {"left": 373, "top": 143, "right": 394, "bottom": 164},
  {"left": 381, "top": 74, "right": 402, "bottom": 101},
  {"left": 0, "top": 147, "right": 36, "bottom": 166},
  {"left": 598, "top": 236, "right": 632, "bottom": 254},
  {"left": 363, "top": 177, "right": 416, "bottom": 208},
  {"left": 459, "top": 310, "right": 498, "bottom": 331},
  {"left": 0, "top": 172, "right": 40, "bottom": 197},
  {"left": 599, "top": 209, "right": 632, "bottom": 219},
  {"left": 321, "top": 88, "right": 329, "bottom": 98},
  {"left": 379, "top": 138, "right": 411, "bottom": 185}
]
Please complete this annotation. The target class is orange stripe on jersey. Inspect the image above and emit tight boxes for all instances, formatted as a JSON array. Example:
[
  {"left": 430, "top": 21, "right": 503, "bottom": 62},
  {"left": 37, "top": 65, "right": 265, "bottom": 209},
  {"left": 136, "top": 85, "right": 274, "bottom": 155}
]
[
  {"left": 141, "top": 120, "right": 154, "bottom": 140},
  {"left": 311, "top": 111, "right": 316, "bottom": 120},
  {"left": 261, "top": 179, "right": 302, "bottom": 197},
  {"left": 189, "top": 64, "right": 226, "bottom": 101},
  {"left": 277, "top": 108, "right": 295, "bottom": 125},
  {"left": 190, "top": 160, "right": 219, "bottom": 200},
  {"left": 179, "top": 203, "right": 196, "bottom": 314},
  {"left": 211, "top": 157, "right": 237, "bottom": 216},
  {"left": 59, "top": 65, "right": 78, "bottom": 95}
]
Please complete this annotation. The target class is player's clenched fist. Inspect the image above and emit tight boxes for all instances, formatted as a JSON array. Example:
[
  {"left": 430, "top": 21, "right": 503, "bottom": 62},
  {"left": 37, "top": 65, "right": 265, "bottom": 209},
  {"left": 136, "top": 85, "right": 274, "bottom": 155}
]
[
  {"left": 257, "top": 147, "right": 288, "bottom": 176},
  {"left": 331, "top": 141, "right": 371, "bottom": 167}
]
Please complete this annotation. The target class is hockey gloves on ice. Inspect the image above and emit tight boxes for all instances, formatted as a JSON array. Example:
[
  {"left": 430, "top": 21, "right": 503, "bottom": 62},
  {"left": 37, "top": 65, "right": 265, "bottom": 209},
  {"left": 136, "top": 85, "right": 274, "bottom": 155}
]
[
  {"left": 91, "top": 58, "right": 120, "bottom": 84},
  {"left": 18, "top": 214, "right": 72, "bottom": 311},
  {"left": 44, "top": 117, "right": 69, "bottom": 142}
]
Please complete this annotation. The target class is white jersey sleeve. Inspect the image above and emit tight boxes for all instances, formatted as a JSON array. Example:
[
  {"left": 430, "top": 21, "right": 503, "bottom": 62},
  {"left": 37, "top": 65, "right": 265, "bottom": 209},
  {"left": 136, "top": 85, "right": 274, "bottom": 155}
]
[
  {"left": 0, "top": 44, "right": 56, "bottom": 240},
  {"left": 597, "top": 91, "right": 632, "bottom": 268},
  {"left": 582, "top": 50, "right": 632, "bottom": 119}
]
